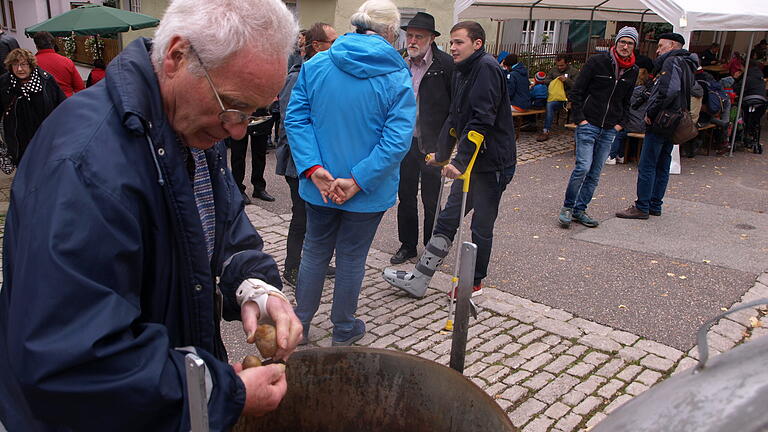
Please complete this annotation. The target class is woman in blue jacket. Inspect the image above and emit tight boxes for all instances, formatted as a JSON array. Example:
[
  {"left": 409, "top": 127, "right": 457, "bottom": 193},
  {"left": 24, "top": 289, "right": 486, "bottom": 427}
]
[{"left": 285, "top": 0, "right": 415, "bottom": 346}]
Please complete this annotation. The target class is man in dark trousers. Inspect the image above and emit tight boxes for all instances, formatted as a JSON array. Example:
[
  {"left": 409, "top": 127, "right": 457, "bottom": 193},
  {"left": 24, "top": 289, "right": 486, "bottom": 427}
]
[
  {"left": 389, "top": 12, "right": 453, "bottom": 265},
  {"left": 558, "top": 27, "right": 639, "bottom": 228},
  {"left": 384, "top": 21, "right": 516, "bottom": 298},
  {"left": 228, "top": 107, "right": 275, "bottom": 204},
  {"left": 617, "top": 32, "right": 696, "bottom": 219},
  {"left": 275, "top": 21, "right": 338, "bottom": 286}
]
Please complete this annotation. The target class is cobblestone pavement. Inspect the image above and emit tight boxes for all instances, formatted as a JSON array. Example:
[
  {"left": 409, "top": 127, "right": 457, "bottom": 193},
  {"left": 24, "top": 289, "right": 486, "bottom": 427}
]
[{"left": 220, "top": 203, "right": 768, "bottom": 432}]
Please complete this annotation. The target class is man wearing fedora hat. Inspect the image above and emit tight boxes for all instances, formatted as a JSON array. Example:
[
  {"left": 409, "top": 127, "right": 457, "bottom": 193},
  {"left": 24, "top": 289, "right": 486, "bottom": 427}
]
[{"left": 389, "top": 12, "right": 454, "bottom": 265}]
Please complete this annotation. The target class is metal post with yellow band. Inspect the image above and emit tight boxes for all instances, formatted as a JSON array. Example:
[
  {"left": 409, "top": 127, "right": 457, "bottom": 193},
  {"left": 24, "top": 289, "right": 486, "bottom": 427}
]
[{"left": 445, "top": 130, "right": 484, "bottom": 331}]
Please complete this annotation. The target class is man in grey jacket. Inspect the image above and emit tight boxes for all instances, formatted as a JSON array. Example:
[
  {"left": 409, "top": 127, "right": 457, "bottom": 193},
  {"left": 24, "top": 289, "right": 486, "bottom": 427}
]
[{"left": 617, "top": 32, "right": 696, "bottom": 219}]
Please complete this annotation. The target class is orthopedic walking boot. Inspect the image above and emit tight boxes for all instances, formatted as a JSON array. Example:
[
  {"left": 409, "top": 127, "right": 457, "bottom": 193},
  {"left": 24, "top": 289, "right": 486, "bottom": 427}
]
[{"left": 382, "top": 234, "right": 452, "bottom": 298}]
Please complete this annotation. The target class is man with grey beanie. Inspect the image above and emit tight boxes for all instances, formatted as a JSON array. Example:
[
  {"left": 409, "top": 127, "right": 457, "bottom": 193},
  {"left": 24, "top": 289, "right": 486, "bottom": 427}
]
[{"left": 558, "top": 26, "right": 639, "bottom": 228}]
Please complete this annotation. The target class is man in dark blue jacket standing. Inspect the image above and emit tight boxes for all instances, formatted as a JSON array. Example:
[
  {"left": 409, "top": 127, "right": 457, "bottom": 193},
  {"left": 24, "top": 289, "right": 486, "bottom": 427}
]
[
  {"left": 617, "top": 33, "right": 696, "bottom": 219},
  {"left": 559, "top": 27, "right": 639, "bottom": 228},
  {"left": 0, "top": 0, "right": 304, "bottom": 430},
  {"left": 385, "top": 21, "right": 516, "bottom": 298}
]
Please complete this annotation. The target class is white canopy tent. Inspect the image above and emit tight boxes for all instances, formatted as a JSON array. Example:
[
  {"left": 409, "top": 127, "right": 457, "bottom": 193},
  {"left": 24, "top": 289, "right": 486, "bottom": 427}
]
[{"left": 455, "top": 0, "right": 768, "bottom": 157}]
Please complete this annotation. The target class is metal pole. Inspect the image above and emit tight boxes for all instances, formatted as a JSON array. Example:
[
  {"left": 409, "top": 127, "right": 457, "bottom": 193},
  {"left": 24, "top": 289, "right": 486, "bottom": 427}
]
[
  {"left": 729, "top": 32, "right": 755, "bottom": 157},
  {"left": 449, "top": 242, "right": 478, "bottom": 373},
  {"left": 587, "top": 0, "right": 611, "bottom": 54},
  {"left": 528, "top": 0, "right": 542, "bottom": 47},
  {"left": 639, "top": 9, "right": 649, "bottom": 42}
]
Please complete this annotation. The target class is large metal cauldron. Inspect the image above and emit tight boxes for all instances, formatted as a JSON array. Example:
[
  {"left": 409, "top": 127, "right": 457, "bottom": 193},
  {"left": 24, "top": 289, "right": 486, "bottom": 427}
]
[{"left": 238, "top": 347, "right": 515, "bottom": 432}]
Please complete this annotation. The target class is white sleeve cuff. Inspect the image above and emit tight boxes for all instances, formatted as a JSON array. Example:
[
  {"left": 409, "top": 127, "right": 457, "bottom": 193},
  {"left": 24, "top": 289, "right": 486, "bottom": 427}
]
[{"left": 235, "top": 279, "right": 289, "bottom": 322}]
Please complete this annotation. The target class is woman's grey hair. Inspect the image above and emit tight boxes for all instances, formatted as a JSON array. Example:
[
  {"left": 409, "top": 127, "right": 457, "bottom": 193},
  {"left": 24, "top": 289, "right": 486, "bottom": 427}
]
[
  {"left": 152, "top": 0, "right": 298, "bottom": 74},
  {"left": 350, "top": 0, "right": 400, "bottom": 39}
]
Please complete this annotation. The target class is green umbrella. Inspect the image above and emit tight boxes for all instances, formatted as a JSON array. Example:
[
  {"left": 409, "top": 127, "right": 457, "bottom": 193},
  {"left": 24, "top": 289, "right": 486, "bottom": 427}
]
[{"left": 25, "top": 4, "right": 159, "bottom": 37}]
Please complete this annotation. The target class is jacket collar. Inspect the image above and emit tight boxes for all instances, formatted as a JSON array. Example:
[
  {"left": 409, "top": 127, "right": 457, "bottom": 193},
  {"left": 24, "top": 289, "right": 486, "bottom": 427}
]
[
  {"left": 105, "top": 38, "right": 166, "bottom": 136},
  {"left": 456, "top": 48, "right": 486, "bottom": 73}
]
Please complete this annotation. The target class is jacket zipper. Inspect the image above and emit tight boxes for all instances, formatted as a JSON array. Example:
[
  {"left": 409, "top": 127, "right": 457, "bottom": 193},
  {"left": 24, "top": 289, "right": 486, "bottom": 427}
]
[{"left": 601, "top": 77, "right": 619, "bottom": 128}]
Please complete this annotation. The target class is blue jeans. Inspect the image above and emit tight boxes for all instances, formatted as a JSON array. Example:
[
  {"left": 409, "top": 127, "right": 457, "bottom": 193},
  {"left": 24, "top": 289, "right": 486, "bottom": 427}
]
[
  {"left": 295, "top": 204, "right": 384, "bottom": 341},
  {"left": 433, "top": 166, "right": 516, "bottom": 285},
  {"left": 609, "top": 130, "right": 627, "bottom": 159},
  {"left": 635, "top": 131, "right": 674, "bottom": 213},
  {"left": 563, "top": 123, "right": 616, "bottom": 212},
  {"left": 544, "top": 101, "right": 566, "bottom": 131}
]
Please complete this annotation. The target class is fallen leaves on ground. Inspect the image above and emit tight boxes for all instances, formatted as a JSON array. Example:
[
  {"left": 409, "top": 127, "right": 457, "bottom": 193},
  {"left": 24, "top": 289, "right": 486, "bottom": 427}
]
[{"left": 750, "top": 317, "right": 763, "bottom": 328}]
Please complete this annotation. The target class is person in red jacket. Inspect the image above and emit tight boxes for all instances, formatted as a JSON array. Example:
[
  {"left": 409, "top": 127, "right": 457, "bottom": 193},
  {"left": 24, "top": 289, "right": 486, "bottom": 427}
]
[
  {"left": 32, "top": 32, "right": 84, "bottom": 97},
  {"left": 86, "top": 58, "right": 106, "bottom": 87}
]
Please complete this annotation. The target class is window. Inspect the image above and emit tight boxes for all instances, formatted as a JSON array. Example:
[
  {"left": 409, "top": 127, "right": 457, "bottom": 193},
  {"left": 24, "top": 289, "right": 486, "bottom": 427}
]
[
  {"left": 0, "top": 1, "right": 7, "bottom": 29},
  {"left": 129, "top": 0, "right": 141, "bottom": 13},
  {"left": 522, "top": 20, "right": 536, "bottom": 45},
  {"left": 541, "top": 20, "right": 555, "bottom": 44},
  {"left": 7, "top": 0, "right": 14, "bottom": 30}
]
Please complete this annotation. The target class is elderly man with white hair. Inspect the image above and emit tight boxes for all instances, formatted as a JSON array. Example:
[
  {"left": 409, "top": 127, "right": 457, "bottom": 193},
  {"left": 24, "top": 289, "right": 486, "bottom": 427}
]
[{"left": 0, "top": 0, "right": 302, "bottom": 430}]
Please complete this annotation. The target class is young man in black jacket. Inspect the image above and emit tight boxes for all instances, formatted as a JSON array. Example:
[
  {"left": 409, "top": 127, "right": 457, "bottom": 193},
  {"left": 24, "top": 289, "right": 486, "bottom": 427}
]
[
  {"left": 384, "top": 21, "right": 516, "bottom": 298},
  {"left": 389, "top": 12, "right": 454, "bottom": 265},
  {"left": 617, "top": 32, "right": 696, "bottom": 219},
  {"left": 559, "top": 27, "right": 639, "bottom": 228}
]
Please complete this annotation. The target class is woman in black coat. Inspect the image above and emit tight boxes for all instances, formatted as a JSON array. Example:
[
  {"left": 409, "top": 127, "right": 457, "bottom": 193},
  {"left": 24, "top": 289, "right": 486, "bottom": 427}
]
[{"left": 1, "top": 48, "right": 66, "bottom": 165}]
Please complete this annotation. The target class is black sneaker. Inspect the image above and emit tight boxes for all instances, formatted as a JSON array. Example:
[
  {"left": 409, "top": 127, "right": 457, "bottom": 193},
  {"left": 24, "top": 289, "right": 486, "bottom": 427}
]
[
  {"left": 326, "top": 265, "right": 336, "bottom": 279},
  {"left": 283, "top": 267, "right": 298, "bottom": 288},
  {"left": 572, "top": 211, "right": 599, "bottom": 228},
  {"left": 390, "top": 247, "right": 417, "bottom": 264}
]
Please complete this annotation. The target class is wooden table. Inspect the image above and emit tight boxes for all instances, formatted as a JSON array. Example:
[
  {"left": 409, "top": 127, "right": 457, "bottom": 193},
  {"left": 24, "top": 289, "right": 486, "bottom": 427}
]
[{"left": 702, "top": 64, "right": 728, "bottom": 77}]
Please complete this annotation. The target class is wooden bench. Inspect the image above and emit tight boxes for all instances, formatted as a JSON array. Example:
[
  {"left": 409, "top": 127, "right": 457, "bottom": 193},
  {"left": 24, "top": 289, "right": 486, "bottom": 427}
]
[
  {"left": 563, "top": 124, "right": 718, "bottom": 161},
  {"left": 511, "top": 109, "right": 546, "bottom": 139}
]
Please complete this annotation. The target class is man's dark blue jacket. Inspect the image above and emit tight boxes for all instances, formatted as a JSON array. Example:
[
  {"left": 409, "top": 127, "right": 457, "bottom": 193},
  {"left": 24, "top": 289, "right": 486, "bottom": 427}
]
[{"left": 0, "top": 38, "right": 281, "bottom": 431}]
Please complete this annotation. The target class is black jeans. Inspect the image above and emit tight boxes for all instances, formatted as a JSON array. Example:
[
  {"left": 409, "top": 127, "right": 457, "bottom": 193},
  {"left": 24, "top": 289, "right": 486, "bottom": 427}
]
[
  {"left": 284, "top": 175, "right": 306, "bottom": 272},
  {"left": 433, "top": 165, "right": 516, "bottom": 285},
  {"left": 229, "top": 133, "right": 267, "bottom": 193},
  {"left": 397, "top": 139, "right": 442, "bottom": 251}
]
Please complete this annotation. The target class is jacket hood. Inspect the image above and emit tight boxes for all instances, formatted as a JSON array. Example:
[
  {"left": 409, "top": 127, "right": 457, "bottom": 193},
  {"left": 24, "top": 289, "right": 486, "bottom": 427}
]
[
  {"left": 105, "top": 38, "right": 165, "bottom": 136},
  {"left": 328, "top": 33, "right": 408, "bottom": 79},
  {"left": 654, "top": 48, "right": 696, "bottom": 72}
]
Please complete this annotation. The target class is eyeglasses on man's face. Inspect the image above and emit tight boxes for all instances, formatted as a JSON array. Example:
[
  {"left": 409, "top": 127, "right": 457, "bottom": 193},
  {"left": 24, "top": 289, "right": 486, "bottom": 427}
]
[
  {"left": 188, "top": 45, "right": 269, "bottom": 126},
  {"left": 616, "top": 40, "right": 636, "bottom": 47}
]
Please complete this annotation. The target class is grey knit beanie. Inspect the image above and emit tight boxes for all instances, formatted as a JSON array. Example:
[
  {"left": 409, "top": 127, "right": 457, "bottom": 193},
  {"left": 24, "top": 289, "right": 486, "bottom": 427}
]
[{"left": 615, "top": 26, "right": 638, "bottom": 45}]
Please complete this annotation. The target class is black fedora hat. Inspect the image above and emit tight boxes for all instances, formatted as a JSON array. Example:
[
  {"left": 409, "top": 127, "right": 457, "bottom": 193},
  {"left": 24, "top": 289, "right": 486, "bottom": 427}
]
[{"left": 400, "top": 12, "right": 440, "bottom": 37}]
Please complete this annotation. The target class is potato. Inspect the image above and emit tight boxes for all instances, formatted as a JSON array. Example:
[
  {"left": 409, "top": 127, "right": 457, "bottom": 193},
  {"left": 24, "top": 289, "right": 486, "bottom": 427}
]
[
  {"left": 242, "top": 355, "right": 262, "bottom": 369},
  {"left": 252, "top": 324, "right": 277, "bottom": 358}
]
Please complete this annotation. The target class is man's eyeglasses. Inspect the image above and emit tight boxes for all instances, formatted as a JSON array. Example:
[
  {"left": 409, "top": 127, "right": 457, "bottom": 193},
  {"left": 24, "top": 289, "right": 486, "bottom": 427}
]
[
  {"left": 616, "top": 40, "right": 636, "bottom": 47},
  {"left": 188, "top": 45, "right": 266, "bottom": 126}
]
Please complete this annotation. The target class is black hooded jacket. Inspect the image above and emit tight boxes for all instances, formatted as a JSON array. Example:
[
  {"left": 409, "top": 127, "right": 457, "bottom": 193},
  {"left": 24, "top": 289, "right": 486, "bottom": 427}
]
[
  {"left": 436, "top": 49, "right": 516, "bottom": 173},
  {"left": 569, "top": 51, "right": 639, "bottom": 129}
]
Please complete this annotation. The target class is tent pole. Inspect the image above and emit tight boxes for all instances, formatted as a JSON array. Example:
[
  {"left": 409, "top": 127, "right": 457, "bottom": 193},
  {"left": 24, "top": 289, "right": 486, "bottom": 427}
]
[
  {"left": 588, "top": 0, "right": 610, "bottom": 54},
  {"left": 639, "top": 9, "right": 649, "bottom": 41},
  {"left": 528, "top": 0, "right": 542, "bottom": 47},
  {"left": 730, "top": 32, "right": 755, "bottom": 157}
]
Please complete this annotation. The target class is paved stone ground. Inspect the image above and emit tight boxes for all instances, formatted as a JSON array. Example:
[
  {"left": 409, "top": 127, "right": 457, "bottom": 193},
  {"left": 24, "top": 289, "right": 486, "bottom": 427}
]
[
  {"left": 2, "top": 126, "right": 766, "bottom": 430},
  {"left": 220, "top": 203, "right": 768, "bottom": 432}
]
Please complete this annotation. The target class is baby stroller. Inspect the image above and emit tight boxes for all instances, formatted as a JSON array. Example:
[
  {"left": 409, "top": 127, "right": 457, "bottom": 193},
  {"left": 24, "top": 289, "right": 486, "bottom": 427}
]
[{"left": 741, "top": 95, "right": 767, "bottom": 154}]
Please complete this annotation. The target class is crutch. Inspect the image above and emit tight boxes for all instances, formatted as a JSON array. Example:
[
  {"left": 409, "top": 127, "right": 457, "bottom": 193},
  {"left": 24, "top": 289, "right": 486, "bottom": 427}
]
[
  {"left": 444, "top": 130, "right": 484, "bottom": 331},
  {"left": 424, "top": 128, "right": 457, "bottom": 238}
]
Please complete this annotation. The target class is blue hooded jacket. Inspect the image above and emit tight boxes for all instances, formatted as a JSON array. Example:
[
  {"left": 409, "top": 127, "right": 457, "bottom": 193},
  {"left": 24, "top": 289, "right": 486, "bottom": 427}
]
[
  {"left": 285, "top": 32, "right": 416, "bottom": 213},
  {"left": 0, "top": 38, "right": 280, "bottom": 431},
  {"left": 506, "top": 62, "right": 531, "bottom": 109}
]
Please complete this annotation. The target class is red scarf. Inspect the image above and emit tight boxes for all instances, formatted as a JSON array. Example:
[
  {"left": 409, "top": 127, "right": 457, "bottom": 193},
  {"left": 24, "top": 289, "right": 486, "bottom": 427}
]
[{"left": 611, "top": 46, "right": 636, "bottom": 69}]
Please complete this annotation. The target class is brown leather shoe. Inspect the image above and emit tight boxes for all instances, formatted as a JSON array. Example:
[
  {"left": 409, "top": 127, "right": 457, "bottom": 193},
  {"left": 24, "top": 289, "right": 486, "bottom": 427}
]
[
  {"left": 616, "top": 205, "right": 649, "bottom": 219},
  {"left": 536, "top": 131, "right": 550, "bottom": 142}
]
